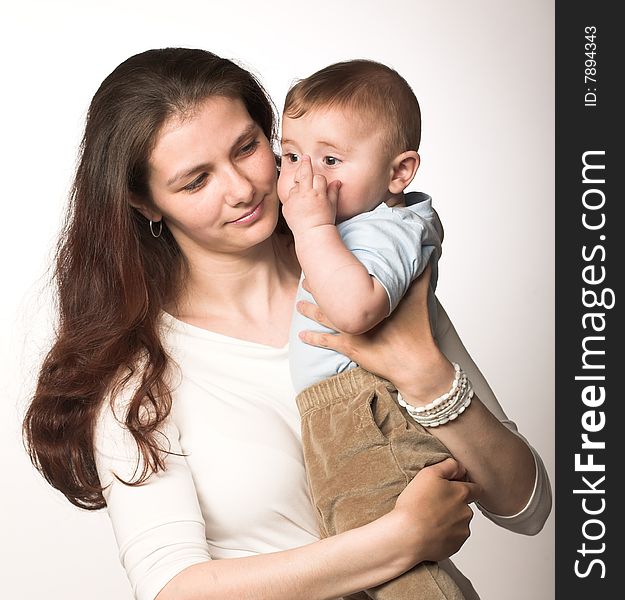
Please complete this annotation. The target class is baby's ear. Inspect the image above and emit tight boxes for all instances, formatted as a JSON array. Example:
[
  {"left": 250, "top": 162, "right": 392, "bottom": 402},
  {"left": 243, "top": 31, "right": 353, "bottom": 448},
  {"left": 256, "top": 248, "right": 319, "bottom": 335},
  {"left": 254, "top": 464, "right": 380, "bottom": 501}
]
[{"left": 388, "top": 151, "right": 420, "bottom": 194}]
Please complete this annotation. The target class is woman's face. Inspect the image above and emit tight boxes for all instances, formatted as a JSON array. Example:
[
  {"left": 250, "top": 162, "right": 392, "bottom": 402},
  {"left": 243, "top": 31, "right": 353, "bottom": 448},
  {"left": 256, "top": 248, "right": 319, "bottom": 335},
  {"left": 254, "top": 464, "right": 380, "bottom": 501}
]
[{"left": 145, "top": 96, "right": 280, "bottom": 258}]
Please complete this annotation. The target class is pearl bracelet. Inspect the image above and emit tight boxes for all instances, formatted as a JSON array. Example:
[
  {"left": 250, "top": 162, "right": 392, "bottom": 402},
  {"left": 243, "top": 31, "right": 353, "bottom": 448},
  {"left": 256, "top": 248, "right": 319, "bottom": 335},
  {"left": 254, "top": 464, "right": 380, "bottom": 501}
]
[{"left": 397, "top": 363, "right": 473, "bottom": 427}]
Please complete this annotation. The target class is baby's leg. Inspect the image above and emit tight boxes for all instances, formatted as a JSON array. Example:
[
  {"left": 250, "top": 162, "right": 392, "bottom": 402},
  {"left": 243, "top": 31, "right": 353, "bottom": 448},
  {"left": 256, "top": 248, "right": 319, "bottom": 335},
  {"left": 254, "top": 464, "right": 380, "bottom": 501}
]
[{"left": 297, "top": 367, "right": 467, "bottom": 600}]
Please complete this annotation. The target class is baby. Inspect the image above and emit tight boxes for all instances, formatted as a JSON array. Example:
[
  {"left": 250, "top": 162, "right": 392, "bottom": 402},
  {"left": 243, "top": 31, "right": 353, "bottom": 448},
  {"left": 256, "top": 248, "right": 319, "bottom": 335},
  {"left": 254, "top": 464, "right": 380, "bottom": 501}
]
[{"left": 277, "top": 60, "right": 472, "bottom": 600}]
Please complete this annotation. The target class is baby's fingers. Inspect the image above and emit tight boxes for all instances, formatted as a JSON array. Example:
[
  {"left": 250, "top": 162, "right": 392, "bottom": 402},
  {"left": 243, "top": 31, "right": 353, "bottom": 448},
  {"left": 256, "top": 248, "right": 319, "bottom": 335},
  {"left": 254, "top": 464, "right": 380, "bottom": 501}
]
[
  {"left": 326, "top": 179, "right": 341, "bottom": 209},
  {"left": 312, "top": 174, "right": 327, "bottom": 195},
  {"left": 295, "top": 155, "right": 313, "bottom": 189}
]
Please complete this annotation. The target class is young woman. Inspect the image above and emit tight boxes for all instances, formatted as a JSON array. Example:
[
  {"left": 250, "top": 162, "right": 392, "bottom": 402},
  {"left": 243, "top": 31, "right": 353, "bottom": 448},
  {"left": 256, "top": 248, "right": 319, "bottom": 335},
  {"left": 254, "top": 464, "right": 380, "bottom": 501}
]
[{"left": 23, "top": 47, "right": 551, "bottom": 600}]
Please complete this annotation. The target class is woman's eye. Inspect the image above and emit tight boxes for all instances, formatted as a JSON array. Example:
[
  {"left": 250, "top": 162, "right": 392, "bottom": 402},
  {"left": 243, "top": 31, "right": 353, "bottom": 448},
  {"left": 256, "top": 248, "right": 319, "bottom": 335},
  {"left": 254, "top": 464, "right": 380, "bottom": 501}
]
[
  {"left": 184, "top": 173, "right": 208, "bottom": 192},
  {"left": 239, "top": 139, "right": 260, "bottom": 156},
  {"left": 323, "top": 156, "right": 340, "bottom": 166},
  {"left": 283, "top": 153, "right": 300, "bottom": 164}
]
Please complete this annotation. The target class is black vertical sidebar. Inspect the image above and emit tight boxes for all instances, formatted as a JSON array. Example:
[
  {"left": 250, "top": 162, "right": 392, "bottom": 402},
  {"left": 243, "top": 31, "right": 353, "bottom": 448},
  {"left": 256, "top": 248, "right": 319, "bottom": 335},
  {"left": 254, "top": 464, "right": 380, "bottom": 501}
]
[{"left": 555, "top": 3, "right": 623, "bottom": 598}]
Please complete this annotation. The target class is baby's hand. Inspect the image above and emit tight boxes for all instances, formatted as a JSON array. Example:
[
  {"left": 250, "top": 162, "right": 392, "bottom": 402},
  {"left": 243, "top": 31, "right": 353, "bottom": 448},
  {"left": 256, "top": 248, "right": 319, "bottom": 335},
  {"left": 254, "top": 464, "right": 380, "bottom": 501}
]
[{"left": 280, "top": 155, "right": 341, "bottom": 238}]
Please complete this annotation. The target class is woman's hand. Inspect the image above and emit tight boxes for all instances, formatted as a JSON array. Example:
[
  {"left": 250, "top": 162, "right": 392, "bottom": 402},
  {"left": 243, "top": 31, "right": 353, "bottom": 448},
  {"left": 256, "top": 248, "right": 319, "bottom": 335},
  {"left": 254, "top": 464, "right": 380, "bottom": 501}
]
[
  {"left": 371, "top": 458, "right": 481, "bottom": 576},
  {"left": 297, "top": 265, "right": 455, "bottom": 404},
  {"left": 381, "top": 457, "right": 481, "bottom": 571}
]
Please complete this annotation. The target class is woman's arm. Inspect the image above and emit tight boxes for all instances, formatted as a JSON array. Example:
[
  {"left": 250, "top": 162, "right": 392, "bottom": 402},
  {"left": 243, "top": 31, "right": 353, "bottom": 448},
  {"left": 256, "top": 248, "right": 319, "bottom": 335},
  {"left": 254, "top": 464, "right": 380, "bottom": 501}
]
[
  {"left": 96, "top": 393, "right": 479, "bottom": 600},
  {"left": 429, "top": 301, "right": 552, "bottom": 534},
  {"left": 296, "top": 266, "right": 552, "bottom": 534},
  {"left": 157, "top": 458, "right": 477, "bottom": 600}
]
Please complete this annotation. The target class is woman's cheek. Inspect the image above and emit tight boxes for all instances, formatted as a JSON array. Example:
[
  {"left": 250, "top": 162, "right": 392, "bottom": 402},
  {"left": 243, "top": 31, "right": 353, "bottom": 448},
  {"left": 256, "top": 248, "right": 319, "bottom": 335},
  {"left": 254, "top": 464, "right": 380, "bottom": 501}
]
[{"left": 259, "top": 147, "right": 280, "bottom": 188}]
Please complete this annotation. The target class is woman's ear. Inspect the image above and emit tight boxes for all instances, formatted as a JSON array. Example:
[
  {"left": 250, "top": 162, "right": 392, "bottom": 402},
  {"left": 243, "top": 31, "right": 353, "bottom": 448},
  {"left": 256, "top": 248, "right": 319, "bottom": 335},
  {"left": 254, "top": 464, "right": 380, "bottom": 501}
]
[
  {"left": 388, "top": 151, "right": 420, "bottom": 195},
  {"left": 129, "top": 195, "right": 162, "bottom": 222}
]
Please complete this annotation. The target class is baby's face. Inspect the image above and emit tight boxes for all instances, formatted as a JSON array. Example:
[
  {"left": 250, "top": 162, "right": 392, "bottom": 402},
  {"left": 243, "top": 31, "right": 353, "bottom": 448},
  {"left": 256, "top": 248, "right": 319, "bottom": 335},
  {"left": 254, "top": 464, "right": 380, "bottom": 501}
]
[{"left": 278, "top": 108, "right": 393, "bottom": 222}]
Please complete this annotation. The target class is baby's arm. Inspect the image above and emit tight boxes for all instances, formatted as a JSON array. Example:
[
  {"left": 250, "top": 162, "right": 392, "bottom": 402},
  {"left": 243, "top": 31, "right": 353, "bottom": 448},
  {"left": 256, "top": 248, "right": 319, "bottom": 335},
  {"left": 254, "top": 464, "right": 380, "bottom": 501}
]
[
  {"left": 280, "top": 157, "right": 389, "bottom": 335},
  {"left": 295, "top": 225, "right": 390, "bottom": 335}
]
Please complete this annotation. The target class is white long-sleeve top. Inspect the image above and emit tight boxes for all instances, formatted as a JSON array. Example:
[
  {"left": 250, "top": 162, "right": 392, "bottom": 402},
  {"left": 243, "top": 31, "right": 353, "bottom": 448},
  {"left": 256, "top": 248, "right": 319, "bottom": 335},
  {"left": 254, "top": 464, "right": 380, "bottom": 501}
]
[{"left": 94, "top": 303, "right": 552, "bottom": 600}]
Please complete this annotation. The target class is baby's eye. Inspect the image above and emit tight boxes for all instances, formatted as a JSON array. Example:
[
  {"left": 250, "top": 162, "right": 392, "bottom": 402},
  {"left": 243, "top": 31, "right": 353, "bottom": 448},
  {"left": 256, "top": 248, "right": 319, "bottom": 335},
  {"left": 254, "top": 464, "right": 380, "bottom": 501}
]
[
  {"left": 283, "top": 153, "right": 300, "bottom": 164},
  {"left": 323, "top": 156, "right": 341, "bottom": 166}
]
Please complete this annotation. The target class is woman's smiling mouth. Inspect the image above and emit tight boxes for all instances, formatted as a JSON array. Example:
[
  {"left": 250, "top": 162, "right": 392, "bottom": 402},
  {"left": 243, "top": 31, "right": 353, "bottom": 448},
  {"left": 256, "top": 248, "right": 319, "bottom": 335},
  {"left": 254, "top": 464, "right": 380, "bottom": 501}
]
[{"left": 227, "top": 199, "right": 264, "bottom": 225}]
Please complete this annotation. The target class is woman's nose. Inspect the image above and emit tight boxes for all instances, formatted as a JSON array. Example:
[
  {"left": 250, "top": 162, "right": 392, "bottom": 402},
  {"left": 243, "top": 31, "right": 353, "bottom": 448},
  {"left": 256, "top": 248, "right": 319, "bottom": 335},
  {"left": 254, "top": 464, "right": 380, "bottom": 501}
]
[{"left": 223, "top": 165, "right": 254, "bottom": 206}]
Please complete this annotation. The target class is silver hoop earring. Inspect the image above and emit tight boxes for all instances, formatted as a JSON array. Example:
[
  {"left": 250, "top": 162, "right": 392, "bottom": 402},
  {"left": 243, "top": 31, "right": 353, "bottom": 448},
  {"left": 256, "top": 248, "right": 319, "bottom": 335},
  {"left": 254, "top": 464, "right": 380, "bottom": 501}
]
[{"left": 149, "top": 220, "right": 163, "bottom": 238}]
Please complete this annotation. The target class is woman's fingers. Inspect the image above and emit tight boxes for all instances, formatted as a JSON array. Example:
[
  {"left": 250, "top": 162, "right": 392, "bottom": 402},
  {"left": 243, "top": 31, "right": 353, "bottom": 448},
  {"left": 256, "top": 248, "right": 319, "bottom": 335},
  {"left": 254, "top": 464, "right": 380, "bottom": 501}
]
[
  {"left": 427, "top": 457, "right": 466, "bottom": 481},
  {"left": 393, "top": 458, "right": 480, "bottom": 563},
  {"left": 461, "top": 481, "right": 482, "bottom": 505},
  {"left": 296, "top": 301, "right": 359, "bottom": 357},
  {"left": 296, "top": 300, "right": 334, "bottom": 329},
  {"left": 298, "top": 328, "right": 343, "bottom": 351},
  {"left": 423, "top": 458, "right": 482, "bottom": 503}
]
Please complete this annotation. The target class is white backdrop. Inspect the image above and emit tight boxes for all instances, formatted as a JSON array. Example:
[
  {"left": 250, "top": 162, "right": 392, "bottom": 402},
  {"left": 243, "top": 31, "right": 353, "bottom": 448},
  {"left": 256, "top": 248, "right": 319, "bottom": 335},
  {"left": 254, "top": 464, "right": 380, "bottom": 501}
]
[{"left": 1, "top": 1, "right": 554, "bottom": 599}]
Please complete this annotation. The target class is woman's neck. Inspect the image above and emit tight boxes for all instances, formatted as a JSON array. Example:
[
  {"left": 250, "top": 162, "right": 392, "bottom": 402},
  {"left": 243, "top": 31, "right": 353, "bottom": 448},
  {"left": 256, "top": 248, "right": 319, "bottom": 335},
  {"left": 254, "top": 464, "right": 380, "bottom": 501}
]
[{"left": 171, "top": 234, "right": 300, "bottom": 347}]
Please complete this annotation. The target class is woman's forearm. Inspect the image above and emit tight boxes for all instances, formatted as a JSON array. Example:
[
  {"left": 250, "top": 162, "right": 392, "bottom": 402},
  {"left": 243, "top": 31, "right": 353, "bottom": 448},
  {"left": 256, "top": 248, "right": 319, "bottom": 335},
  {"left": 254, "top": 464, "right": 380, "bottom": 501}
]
[
  {"left": 396, "top": 300, "right": 537, "bottom": 517},
  {"left": 156, "top": 511, "right": 411, "bottom": 600},
  {"left": 401, "top": 392, "right": 535, "bottom": 516},
  {"left": 155, "top": 454, "right": 479, "bottom": 600}
]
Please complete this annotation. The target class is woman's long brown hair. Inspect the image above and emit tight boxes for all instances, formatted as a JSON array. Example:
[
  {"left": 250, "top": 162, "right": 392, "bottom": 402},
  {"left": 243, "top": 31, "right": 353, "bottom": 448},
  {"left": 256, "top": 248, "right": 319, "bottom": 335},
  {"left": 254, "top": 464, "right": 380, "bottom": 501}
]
[{"left": 22, "top": 48, "right": 279, "bottom": 509}]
